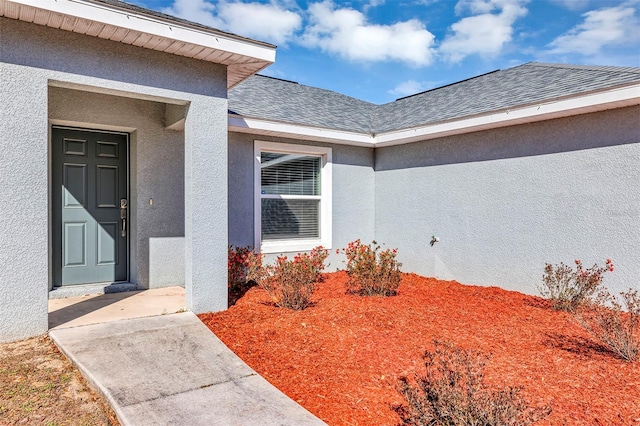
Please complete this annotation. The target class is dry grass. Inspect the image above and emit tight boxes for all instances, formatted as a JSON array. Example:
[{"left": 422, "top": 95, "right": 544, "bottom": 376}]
[{"left": 0, "top": 335, "right": 119, "bottom": 425}]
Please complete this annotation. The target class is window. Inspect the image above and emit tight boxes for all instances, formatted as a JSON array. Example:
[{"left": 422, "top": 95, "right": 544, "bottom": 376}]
[{"left": 254, "top": 141, "right": 332, "bottom": 253}]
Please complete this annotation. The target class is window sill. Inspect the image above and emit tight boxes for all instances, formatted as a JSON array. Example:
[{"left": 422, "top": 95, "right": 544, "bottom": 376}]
[{"left": 261, "top": 239, "right": 331, "bottom": 254}]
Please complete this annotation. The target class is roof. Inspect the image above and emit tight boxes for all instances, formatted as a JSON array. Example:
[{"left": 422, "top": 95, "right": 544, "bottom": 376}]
[
  {"left": 229, "top": 75, "right": 377, "bottom": 134},
  {"left": 0, "top": 0, "right": 276, "bottom": 88},
  {"left": 228, "top": 62, "right": 640, "bottom": 146},
  {"left": 375, "top": 62, "right": 640, "bottom": 133}
]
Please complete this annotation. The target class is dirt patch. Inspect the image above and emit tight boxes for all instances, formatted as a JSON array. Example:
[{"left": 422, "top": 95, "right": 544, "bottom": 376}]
[
  {"left": 0, "top": 335, "right": 119, "bottom": 425},
  {"left": 200, "top": 272, "right": 640, "bottom": 426}
]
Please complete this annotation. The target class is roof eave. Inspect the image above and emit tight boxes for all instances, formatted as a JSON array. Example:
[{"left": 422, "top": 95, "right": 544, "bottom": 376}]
[
  {"left": 229, "top": 83, "right": 640, "bottom": 147},
  {"left": 0, "top": 0, "right": 276, "bottom": 88},
  {"left": 375, "top": 82, "right": 640, "bottom": 147},
  {"left": 228, "top": 115, "right": 376, "bottom": 147}
]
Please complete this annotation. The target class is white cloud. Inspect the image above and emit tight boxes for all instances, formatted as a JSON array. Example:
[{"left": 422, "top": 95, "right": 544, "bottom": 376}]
[
  {"left": 218, "top": 2, "right": 302, "bottom": 44},
  {"left": 548, "top": 6, "right": 639, "bottom": 55},
  {"left": 412, "top": 0, "right": 439, "bottom": 5},
  {"left": 440, "top": 0, "right": 528, "bottom": 62},
  {"left": 363, "top": 0, "right": 386, "bottom": 12},
  {"left": 162, "top": 0, "right": 302, "bottom": 45},
  {"left": 388, "top": 80, "right": 434, "bottom": 97},
  {"left": 301, "top": 1, "right": 436, "bottom": 66},
  {"left": 454, "top": 0, "right": 527, "bottom": 15},
  {"left": 548, "top": 0, "right": 591, "bottom": 11},
  {"left": 161, "top": 0, "right": 222, "bottom": 28}
]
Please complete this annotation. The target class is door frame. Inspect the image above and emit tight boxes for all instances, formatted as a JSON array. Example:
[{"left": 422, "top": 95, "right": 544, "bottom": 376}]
[{"left": 51, "top": 125, "right": 131, "bottom": 287}]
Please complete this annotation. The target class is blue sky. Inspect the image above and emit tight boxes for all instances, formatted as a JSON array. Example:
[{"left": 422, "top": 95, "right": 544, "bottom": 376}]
[{"left": 130, "top": 0, "right": 640, "bottom": 104}]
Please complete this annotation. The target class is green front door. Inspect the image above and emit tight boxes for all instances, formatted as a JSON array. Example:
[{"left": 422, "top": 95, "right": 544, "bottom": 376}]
[{"left": 52, "top": 127, "right": 128, "bottom": 286}]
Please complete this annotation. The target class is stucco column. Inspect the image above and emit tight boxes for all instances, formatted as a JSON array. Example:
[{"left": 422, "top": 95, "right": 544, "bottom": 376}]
[
  {"left": 0, "top": 64, "right": 50, "bottom": 342},
  {"left": 184, "top": 97, "right": 228, "bottom": 313}
]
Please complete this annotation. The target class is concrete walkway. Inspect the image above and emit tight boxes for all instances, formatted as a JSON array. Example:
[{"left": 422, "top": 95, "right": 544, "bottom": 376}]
[{"left": 48, "top": 292, "right": 325, "bottom": 426}]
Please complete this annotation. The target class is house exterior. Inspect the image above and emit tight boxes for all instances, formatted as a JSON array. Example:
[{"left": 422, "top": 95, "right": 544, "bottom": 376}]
[
  {"left": 227, "top": 66, "right": 640, "bottom": 298},
  {"left": 0, "top": 0, "right": 276, "bottom": 342},
  {"left": 1, "top": 0, "right": 638, "bottom": 343}
]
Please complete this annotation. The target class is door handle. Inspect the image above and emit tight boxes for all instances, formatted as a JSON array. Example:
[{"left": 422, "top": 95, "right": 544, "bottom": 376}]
[{"left": 120, "top": 199, "right": 128, "bottom": 237}]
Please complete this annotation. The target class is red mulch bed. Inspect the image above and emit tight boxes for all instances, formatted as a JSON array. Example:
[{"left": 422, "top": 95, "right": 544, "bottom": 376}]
[{"left": 199, "top": 272, "right": 640, "bottom": 425}]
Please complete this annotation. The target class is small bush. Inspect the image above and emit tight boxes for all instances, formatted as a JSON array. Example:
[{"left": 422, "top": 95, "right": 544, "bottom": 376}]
[
  {"left": 539, "top": 259, "right": 613, "bottom": 312},
  {"left": 575, "top": 288, "right": 640, "bottom": 362},
  {"left": 393, "top": 340, "right": 552, "bottom": 426},
  {"left": 340, "top": 239, "right": 401, "bottom": 296},
  {"left": 228, "top": 245, "right": 254, "bottom": 290},
  {"left": 251, "top": 247, "right": 329, "bottom": 310},
  {"left": 245, "top": 250, "right": 266, "bottom": 284}
]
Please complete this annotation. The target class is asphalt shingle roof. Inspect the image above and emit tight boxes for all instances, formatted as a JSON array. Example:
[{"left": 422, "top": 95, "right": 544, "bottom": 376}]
[
  {"left": 228, "top": 75, "right": 377, "bottom": 133},
  {"left": 375, "top": 62, "right": 640, "bottom": 132},
  {"left": 228, "top": 62, "right": 640, "bottom": 135}
]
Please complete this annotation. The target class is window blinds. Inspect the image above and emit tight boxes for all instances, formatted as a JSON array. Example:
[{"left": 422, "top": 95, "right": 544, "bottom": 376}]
[{"left": 261, "top": 152, "right": 321, "bottom": 240}]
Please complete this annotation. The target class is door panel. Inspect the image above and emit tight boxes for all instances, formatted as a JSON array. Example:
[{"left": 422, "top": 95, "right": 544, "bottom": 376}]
[
  {"left": 63, "top": 139, "right": 87, "bottom": 156},
  {"left": 63, "top": 223, "right": 87, "bottom": 267},
  {"left": 53, "top": 127, "right": 128, "bottom": 286},
  {"left": 96, "top": 165, "right": 119, "bottom": 208},
  {"left": 97, "top": 222, "right": 118, "bottom": 265},
  {"left": 97, "top": 141, "right": 119, "bottom": 158},
  {"left": 63, "top": 164, "right": 87, "bottom": 208}
]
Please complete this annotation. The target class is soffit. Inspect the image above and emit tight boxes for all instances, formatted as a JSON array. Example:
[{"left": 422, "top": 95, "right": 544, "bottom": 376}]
[{"left": 0, "top": 0, "right": 276, "bottom": 88}]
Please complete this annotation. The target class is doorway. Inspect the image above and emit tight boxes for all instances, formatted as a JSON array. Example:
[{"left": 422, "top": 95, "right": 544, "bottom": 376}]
[{"left": 52, "top": 127, "right": 129, "bottom": 286}]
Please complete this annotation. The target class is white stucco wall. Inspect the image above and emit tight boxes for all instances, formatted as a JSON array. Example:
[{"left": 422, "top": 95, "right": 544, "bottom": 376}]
[
  {"left": 0, "top": 58, "right": 50, "bottom": 342},
  {"left": 0, "top": 17, "right": 229, "bottom": 342},
  {"left": 374, "top": 105, "right": 640, "bottom": 296},
  {"left": 184, "top": 99, "right": 229, "bottom": 314},
  {"left": 228, "top": 132, "right": 376, "bottom": 268},
  {"left": 229, "top": 106, "right": 639, "bottom": 296}
]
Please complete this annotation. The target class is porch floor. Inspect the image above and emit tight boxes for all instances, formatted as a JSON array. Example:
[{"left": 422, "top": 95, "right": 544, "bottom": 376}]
[{"left": 48, "top": 286, "right": 186, "bottom": 330}]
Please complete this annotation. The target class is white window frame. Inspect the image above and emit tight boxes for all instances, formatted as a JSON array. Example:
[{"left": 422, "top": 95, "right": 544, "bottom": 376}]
[{"left": 254, "top": 140, "right": 332, "bottom": 253}]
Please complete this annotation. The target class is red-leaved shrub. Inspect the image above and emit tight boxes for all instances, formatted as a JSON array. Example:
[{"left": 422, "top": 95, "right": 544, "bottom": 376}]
[
  {"left": 228, "top": 245, "right": 254, "bottom": 290},
  {"left": 340, "top": 240, "right": 401, "bottom": 296},
  {"left": 539, "top": 259, "right": 613, "bottom": 312},
  {"left": 249, "top": 246, "right": 329, "bottom": 310}
]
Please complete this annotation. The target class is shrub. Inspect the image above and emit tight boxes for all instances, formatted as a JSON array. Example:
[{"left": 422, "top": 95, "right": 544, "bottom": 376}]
[
  {"left": 539, "top": 259, "right": 613, "bottom": 312},
  {"left": 293, "top": 246, "right": 330, "bottom": 283},
  {"left": 393, "top": 340, "right": 552, "bottom": 426},
  {"left": 575, "top": 288, "right": 640, "bottom": 362},
  {"left": 228, "top": 245, "right": 254, "bottom": 290},
  {"left": 245, "top": 250, "right": 266, "bottom": 285},
  {"left": 341, "top": 239, "right": 401, "bottom": 296},
  {"left": 251, "top": 246, "right": 329, "bottom": 310}
]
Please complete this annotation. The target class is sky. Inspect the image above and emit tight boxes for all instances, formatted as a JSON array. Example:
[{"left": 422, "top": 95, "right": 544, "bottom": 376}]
[{"left": 129, "top": 0, "right": 640, "bottom": 104}]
